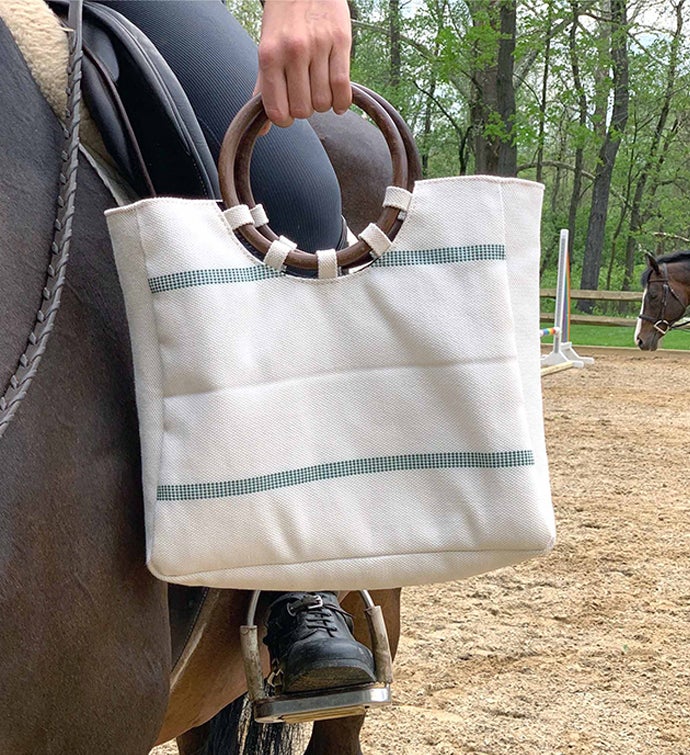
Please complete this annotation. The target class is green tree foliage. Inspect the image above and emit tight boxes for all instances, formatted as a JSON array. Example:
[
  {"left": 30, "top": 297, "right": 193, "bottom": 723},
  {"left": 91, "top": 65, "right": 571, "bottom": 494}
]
[{"left": 226, "top": 0, "right": 690, "bottom": 293}]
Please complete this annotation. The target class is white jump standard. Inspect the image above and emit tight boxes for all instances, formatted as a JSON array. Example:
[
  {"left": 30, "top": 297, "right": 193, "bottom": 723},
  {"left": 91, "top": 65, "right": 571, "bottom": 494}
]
[{"left": 541, "top": 229, "right": 594, "bottom": 370}]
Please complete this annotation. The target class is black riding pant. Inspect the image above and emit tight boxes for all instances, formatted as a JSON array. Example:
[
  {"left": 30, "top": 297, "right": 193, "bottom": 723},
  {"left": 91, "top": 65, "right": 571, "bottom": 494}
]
[{"left": 93, "top": 0, "right": 344, "bottom": 252}]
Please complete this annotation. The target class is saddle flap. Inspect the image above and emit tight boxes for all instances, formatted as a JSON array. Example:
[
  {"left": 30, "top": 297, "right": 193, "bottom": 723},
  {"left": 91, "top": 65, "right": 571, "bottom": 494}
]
[{"left": 49, "top": 0, "right": 220, "bottom": 199}]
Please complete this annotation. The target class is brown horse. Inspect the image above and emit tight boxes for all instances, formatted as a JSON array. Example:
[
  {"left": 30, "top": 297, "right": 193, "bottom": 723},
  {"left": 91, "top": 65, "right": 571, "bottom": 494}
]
[
  {"left": 635, "top": 252, "right": 690, "bottom": 351},
  {"left": 0, "top": 6, "right": 400, "bottom": 753}
]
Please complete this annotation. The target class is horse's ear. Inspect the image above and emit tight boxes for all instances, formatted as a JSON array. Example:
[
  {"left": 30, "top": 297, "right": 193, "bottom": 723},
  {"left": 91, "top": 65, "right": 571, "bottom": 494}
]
[{"left": 645, "top": 252, "right": 660, "bottom": 275}]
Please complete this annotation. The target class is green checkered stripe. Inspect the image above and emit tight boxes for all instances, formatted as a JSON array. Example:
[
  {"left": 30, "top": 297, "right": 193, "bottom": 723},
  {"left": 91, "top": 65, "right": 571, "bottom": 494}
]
[
  {"left": 157, "top": 450, "right": 534, "bottom": 501},
  {"left": 148, "top": 266, "right": 282, "bottom": 293},
  {"left": 372, "top": 244, "right": 504, "bottom": 268},
  {"left": 147, "top": 245, "right": 505, "bottom": 293}
]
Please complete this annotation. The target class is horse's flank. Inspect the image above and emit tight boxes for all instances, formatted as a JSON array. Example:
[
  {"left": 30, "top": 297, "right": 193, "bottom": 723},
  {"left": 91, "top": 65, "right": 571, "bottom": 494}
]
[{"left": 0, "top": 14, "right": 170, "bottom": 751}]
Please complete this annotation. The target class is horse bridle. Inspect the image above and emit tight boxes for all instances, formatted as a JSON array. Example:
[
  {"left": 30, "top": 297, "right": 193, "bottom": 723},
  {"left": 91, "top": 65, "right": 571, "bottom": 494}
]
[
  {"left": 637, "top": 262, "right": 688, "bottom": 335},
  {"left": 0, "top": 0, "right": 83, "bottom": 441}
]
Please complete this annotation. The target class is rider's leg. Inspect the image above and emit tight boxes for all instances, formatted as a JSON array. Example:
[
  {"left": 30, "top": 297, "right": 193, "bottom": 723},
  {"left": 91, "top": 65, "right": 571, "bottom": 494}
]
[{"left": 95, "top": 0, "right": 345, "bottom": 252}]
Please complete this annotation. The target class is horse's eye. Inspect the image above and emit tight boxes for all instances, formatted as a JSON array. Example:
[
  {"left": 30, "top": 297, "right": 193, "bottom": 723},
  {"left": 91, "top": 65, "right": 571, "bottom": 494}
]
[{"left": 647, "top": 288, "right": 659, "bottom": 300}]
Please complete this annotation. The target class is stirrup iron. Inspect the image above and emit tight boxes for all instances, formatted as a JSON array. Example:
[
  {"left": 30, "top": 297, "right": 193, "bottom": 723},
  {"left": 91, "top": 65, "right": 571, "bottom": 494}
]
[{"left": 240, "top": 590, "right": 393, "bottom": 724}]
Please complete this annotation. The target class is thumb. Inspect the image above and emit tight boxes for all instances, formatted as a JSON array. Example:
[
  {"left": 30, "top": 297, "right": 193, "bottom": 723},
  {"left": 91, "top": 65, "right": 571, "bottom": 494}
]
[{"left": 252, "top": 75, "right": 272, "bottom": 137}]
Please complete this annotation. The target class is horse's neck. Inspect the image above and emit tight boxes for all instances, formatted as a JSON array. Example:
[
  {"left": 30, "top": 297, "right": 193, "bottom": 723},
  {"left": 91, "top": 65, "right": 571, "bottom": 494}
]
[{"left": 673, "top": 263, "right": 690, "bottom": 306}]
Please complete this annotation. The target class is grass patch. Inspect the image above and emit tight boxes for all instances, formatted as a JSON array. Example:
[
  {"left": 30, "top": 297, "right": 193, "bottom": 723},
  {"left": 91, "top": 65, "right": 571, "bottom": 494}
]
[{"left": 540, "top": 322, "right": 690, "bottom": 350}]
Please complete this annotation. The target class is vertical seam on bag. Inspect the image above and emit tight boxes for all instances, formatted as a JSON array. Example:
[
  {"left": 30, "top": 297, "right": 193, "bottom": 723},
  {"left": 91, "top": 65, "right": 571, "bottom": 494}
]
[
  {"left": 498, "top": 181, "right": 507, "bottom": 255},
  {"left": 132, "top": 203, "right": 166, "bottom": 562},
  {"left": 497, "top": 180, "right": 537, "bottom": 460}
]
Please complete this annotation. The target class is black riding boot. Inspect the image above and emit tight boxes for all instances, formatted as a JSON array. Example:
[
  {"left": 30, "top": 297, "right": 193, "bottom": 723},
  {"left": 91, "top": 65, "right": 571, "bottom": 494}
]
[{"left": 263, "top": 592, "right": 376, "bottom": 695}]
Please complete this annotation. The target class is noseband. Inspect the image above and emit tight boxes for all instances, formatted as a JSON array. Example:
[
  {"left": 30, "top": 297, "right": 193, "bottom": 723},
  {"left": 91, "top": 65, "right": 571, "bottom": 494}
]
[{"left": 637, "top": 262, "right": 687, "bottom": 334}]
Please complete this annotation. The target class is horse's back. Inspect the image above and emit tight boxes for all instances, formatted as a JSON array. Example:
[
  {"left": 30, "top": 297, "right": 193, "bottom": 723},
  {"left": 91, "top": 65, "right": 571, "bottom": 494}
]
[{"left": 0, "top": 18, "right": 169, "bottom": 754}]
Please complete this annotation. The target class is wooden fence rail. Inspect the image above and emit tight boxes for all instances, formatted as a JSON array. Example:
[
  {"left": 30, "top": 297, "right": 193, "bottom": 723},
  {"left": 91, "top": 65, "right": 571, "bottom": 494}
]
[
  {"left": 540, "top": 288, "right": 642, "bottom": 328},
  {"left": 540, "top": 288, "right": 642, "bottom": 302}
]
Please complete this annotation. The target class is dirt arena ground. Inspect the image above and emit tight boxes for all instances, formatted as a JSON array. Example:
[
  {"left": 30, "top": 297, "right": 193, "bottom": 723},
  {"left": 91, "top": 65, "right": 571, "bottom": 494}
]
[{"left": 153, "top": 348, "right": 690, "bottom": 755}]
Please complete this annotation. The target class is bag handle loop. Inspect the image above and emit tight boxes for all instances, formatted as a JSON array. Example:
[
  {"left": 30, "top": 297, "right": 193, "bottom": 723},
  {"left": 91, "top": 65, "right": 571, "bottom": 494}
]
[
  {"left": 218, "top": 85, "right": 411, "bottom": 271},
  {"left": 233, "top": 84, "right": 422, "bottom": 256}
]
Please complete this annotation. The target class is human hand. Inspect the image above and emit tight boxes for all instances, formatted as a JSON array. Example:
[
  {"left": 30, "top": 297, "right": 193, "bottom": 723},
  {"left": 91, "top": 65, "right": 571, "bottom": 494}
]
[{"left": 254, "top": 0, "right": 352, "bottom": 129}]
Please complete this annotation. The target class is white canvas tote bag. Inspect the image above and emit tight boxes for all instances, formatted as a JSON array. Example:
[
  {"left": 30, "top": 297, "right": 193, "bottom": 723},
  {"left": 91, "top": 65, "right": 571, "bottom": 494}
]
[{"left": 106, "top": 89, "right": 555, "bottom": 590}]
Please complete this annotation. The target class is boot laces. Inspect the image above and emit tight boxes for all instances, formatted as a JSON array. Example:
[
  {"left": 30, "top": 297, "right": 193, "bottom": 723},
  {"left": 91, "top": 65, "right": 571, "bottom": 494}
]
[{"left": 287, "top": 594, "right": 351, "bottom": 638}]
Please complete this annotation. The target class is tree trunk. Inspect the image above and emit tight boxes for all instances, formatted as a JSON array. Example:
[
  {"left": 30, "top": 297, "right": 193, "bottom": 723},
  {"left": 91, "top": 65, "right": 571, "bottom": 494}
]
[
  {"left": 468, "top": 0, "right": 517, "bottom": 176},
  {"left": 535, "top": 2, "right": 553, "bottom": 184},
  {"left": 591, "top": 0, "right": 611, "bottom": 143},
  {"left": 348, "top": 0, "right": 359, "bottom": 60},
  {"left": 389, "top": 0, "right": 401, "bottom": 91},
  {"left": 496, "top": 0, "right": 517, "bottom": 176},
  {"left": 567, "top": 0, "right": 587, "bottom": 262},
  {"left": 621, "top": 0, "right": 684, "bottom": 290},
  {"left": 421, "top": 76, "right": 436, "bottom": 177},
  {"left": 579, "top": 0, "right": 629, "bottom": 304}
]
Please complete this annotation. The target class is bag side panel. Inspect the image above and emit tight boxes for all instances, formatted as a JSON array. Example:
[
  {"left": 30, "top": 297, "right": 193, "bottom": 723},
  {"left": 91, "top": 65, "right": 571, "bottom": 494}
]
[{"left": 105, "top": 203, "right": 166, "bottom": 563}]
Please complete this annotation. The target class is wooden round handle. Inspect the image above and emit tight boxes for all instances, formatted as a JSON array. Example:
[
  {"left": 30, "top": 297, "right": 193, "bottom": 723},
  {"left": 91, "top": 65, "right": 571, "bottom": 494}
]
[
  {"left": 218, "top": 85, "right": 409, "bottom": 271},
  {"left": 233, "top": 83, "right": 420, "bottom": 251}
]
